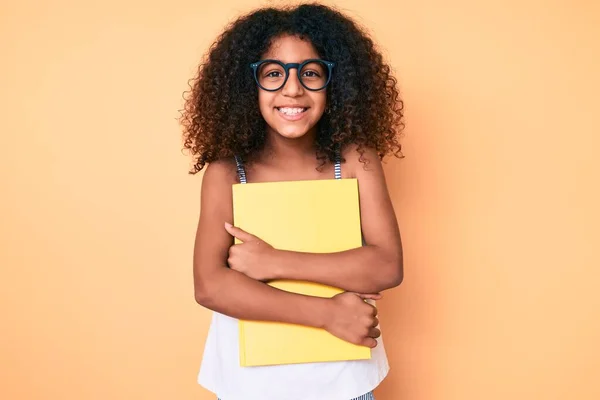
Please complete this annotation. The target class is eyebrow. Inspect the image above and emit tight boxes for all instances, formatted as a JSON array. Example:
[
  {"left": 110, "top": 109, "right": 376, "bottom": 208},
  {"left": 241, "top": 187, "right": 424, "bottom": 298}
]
[{"left": 260, "top": 58, "right": 320, "bottom": 63}]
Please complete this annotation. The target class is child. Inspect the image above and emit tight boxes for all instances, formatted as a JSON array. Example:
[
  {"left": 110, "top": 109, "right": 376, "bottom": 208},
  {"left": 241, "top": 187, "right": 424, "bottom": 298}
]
[{"left": 180, "top": 3, "right": 404, "bottom": 400}]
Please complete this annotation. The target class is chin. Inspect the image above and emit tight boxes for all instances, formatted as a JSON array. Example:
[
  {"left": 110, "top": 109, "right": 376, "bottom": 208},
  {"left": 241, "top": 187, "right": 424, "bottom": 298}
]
[
  {"left": 263, "top": 107, "right": 323, "bottom": 140},
  {"left": 276, "top": 128, "right": 311, "bottom": 139}
]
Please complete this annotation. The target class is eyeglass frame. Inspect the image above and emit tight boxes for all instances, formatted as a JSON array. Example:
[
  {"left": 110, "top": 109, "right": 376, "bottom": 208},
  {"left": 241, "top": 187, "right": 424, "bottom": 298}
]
[{"left": 249, "top": 58, "right": 335, "bottom": 92}]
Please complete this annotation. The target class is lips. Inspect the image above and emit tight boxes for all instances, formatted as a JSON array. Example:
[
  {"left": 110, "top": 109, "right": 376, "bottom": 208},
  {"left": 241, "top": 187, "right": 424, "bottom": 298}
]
[
  {"left": 275, "top": 106, "right": 309, "bottom": 121},
  {"left": 275, "top": 106, "right": 309, "bottom": 115}
]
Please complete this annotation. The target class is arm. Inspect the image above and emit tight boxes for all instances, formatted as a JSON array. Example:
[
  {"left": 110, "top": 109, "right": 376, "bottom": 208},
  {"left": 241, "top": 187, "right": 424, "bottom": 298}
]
[
  {"left": 226, "top": 147, "right": 403, "bottom": 294},
  {"left": 193, "top": 160, "right": 327, "bottom": 327},
  {"left": 193, "top": 160, "right": 381, "bottom": 346},
  {"left": 275, "top": 147, "right": 403, "bottom": 293}
]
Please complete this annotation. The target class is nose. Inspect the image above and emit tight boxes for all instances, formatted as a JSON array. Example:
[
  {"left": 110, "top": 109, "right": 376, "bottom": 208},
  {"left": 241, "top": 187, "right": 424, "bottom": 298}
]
[{"left": 281, "top": 67, "right": 304, "bottom": 97}]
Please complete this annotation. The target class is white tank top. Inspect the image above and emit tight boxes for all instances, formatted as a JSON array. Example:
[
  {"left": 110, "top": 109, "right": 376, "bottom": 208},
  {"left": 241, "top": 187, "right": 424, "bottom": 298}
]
[
  {"left": 198, "top": 312, "right": 389, "bottom": 400},
  {"left": 197, "top": 153, "right": 390, "bottom": 400}
]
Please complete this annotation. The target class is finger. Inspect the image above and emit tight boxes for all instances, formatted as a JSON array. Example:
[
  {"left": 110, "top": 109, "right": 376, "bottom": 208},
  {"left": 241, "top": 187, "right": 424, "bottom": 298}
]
[
  {"left": 224, "top": 222, "right": 258, "bottom": 243},
  {"left": 362, "top": 302, "right": 378, "bottom": 317},
  {"left": 228, "top": 243, "right": 241, "bottom": 256},
  {"left": 357, "top": 293, "right": 382, "bottom": 300},
  {"left": 371, "top": 317, "right": 379, "bottom": 327},
  {"left": 362, "top": 337, "right": 378, "bottom": 348},
  {"left": 368, "top": 327, "right": 381, "bottom": 339},
  {"left": 371, "top": 305, "right": 378, "bottom": 317}
]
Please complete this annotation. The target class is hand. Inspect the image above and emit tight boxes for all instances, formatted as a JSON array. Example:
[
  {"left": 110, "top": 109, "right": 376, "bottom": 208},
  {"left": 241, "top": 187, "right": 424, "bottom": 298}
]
[
  {"left": 224, "top": 222, "right": 277, "bottom": 281},
  {"left": 323, "top": 292, "right": 382, "bottom": 348}
]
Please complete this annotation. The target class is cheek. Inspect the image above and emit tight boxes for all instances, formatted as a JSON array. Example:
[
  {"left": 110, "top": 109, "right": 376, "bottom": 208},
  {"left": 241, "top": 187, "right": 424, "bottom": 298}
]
[
  {"left": 310, "top": 92, "right": 327, "bottom": 117},
  {"left": 258, "top": 92, "right": 274, "bottom": 118}
]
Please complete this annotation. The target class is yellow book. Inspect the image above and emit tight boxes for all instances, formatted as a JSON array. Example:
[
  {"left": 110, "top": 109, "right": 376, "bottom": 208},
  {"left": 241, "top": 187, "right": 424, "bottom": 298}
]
[{"left": 232, "top": 178, "right": 372, "bottom": 367}]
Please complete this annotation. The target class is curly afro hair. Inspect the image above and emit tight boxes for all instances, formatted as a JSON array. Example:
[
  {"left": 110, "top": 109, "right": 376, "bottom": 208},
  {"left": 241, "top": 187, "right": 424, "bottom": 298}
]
[{"left": 180, "top": 2, "right": 404, "bottom": 174}]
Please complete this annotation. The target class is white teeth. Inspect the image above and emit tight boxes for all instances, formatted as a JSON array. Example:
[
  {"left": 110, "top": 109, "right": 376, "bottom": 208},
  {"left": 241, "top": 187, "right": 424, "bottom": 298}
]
[{"left": 277, "top": 107, "right": 306, "bottom": 115}]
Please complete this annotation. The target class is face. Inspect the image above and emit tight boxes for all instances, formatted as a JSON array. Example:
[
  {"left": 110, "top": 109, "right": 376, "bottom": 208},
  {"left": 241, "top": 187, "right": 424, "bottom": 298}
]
[{"left": 257, "top": 35, "right": 327, "bottom": 141}]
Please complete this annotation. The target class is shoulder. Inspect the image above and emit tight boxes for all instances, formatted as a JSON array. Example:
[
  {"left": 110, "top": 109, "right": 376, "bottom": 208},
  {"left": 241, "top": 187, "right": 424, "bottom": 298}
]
[
  {"left": 200, "top": 158, "right": 240, "bottom": 203},
  {"left": 341, "top": 144, "right": 384, "bottom": 179},
  {"left": 202, "top": 158, "right": 239, "bottom": 185}
]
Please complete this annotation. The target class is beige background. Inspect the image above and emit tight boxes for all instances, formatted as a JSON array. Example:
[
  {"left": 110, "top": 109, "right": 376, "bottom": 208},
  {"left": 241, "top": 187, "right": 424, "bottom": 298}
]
[{"left": 1, "top": 0, "right": 599, "bottom": 399}]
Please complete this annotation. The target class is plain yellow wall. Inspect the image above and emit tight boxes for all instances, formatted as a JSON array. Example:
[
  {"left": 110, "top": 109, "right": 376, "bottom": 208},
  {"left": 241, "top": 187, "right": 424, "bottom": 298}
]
[{"left": 1, "top": 0, "right": 599, "bottom": 399}]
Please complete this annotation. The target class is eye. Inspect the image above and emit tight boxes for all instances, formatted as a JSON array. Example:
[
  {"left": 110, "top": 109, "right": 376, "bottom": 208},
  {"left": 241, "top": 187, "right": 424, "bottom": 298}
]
[
  {"left": 258, "top": 62, "right": 285, "bottom": 79},
  {"left": 265, "top": 71, "right": 283, "bottom": 78},
  {"left": 302, "top": 70, "right": 321, "bottom": 78}
]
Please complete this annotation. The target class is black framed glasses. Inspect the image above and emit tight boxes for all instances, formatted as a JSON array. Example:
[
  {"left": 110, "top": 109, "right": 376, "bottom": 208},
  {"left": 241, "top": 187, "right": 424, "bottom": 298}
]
[{"left": 250, "top": 59, "right": 335, "bottom": 92}]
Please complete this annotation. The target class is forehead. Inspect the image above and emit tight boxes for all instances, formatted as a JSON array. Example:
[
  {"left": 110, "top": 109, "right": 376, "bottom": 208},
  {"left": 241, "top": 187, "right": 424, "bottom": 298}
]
[{"left": 262, "top": 35, "right": 320, "bottom": 62}]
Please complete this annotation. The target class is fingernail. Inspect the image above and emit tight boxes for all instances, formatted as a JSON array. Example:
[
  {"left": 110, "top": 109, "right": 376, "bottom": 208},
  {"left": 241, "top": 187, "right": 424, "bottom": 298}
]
[{"left": 225, "top": 222, "right": 232, "bottom": 229}]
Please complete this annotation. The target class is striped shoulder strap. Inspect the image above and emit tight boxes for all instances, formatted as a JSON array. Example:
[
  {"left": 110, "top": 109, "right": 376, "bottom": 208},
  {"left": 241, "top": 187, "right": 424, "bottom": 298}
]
[
  {"left": 236, "top": 151, "right": 339, "bottom": 182},
  {"left": 334, "top": 147, "right": 342, "bottom": 180},
  {"left": 233, "top": 155, "right": 247, "bottom": 184}
]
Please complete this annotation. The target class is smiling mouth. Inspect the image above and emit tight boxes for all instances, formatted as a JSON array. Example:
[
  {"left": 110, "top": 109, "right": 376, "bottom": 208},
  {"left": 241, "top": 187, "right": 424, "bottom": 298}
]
[{"left": 275, "top": 107, "right": 309, "bottom": 116}]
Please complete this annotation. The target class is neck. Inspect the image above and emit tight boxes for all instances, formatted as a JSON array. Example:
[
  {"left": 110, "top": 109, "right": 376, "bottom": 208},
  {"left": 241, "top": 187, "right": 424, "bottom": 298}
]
[{"left": 261, "top": 127, "right": 318, "bottom": 164}]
